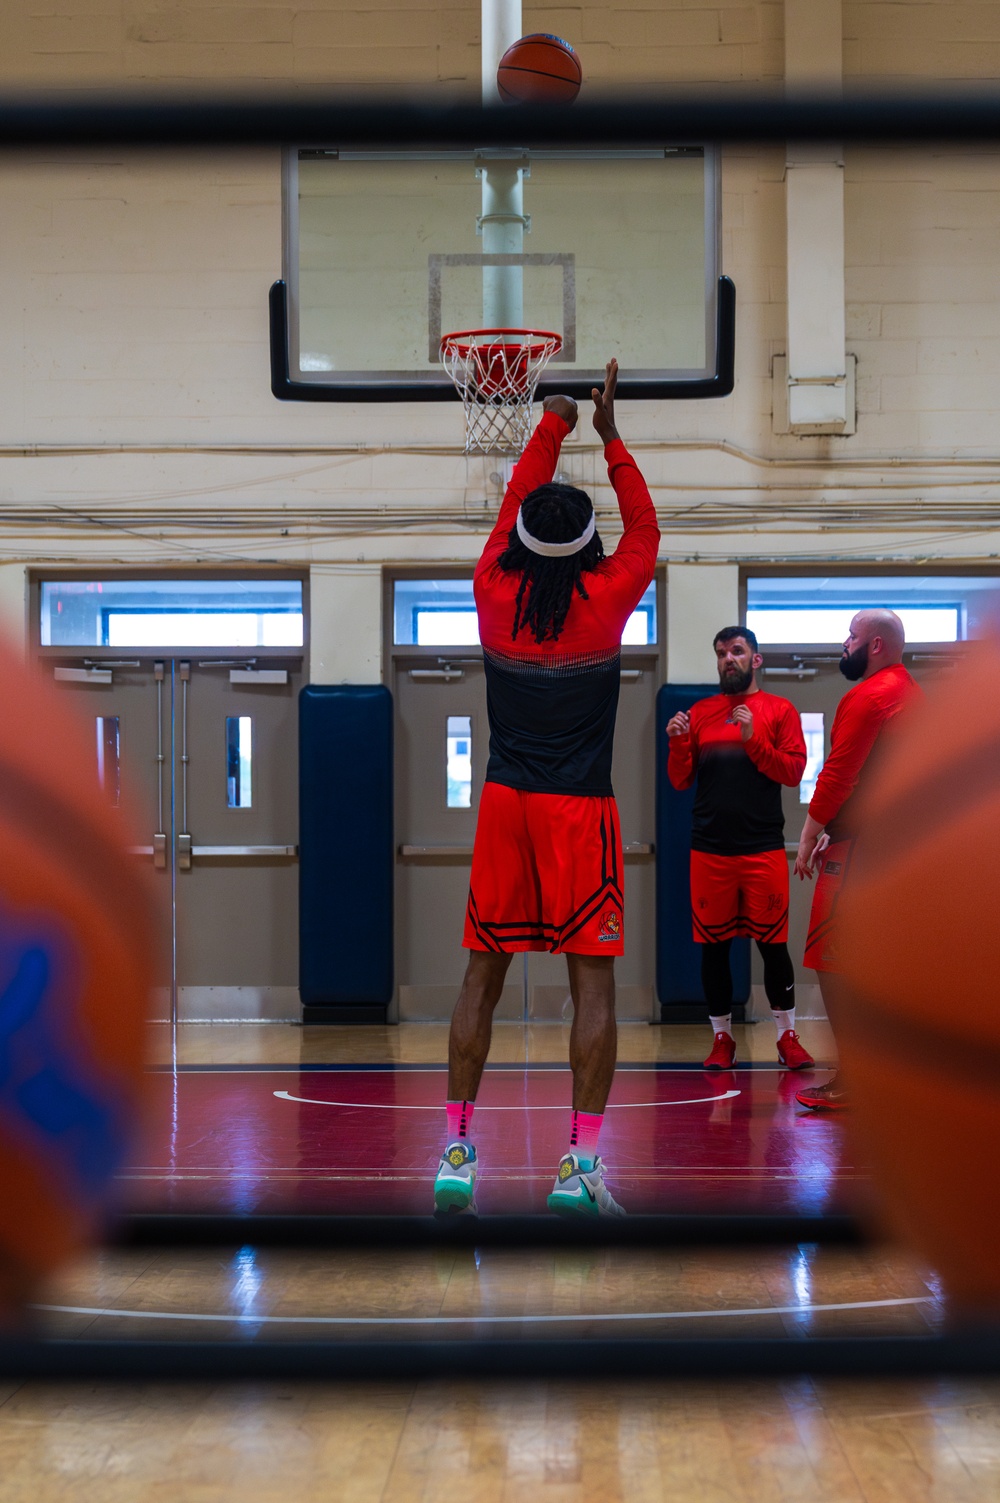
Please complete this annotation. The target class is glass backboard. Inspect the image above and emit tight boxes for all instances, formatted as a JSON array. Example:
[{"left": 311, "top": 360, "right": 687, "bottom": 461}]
[{"left": 273, "top": 145, "right": 731, "bottom": 402}]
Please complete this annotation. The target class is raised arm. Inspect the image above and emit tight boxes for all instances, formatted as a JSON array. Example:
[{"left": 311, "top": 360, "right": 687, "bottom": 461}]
[
  {"left": 593, "top": 360, "right": 660, "bottom": 603},
  {"left": 475, "top": 398, "right": 576, "bottom": 580}
]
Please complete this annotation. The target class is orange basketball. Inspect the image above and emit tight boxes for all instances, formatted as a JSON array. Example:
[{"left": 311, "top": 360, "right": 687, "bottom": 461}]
[
  {"left": 836, "top": 639, "right": 1000, "bottom": 1305},
  {"left": 0, "top": 640, "right": 157, "bottom": 1305},
  {"left": 497, "top": 33, "right": 582, "bottom": 106}
]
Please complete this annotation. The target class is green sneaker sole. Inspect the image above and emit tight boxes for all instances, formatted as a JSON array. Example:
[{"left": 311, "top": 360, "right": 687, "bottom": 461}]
[
  {"left": 547, "top": 1189, "right": 600, "bottom": 1218},
  {"left": 434, "top": 1180, "right": 475, "bottom": 1213}
]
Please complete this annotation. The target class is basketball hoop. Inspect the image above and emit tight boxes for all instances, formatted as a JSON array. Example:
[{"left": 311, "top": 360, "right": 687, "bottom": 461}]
[{"left": 440, "top": 328, "right": 563, "bottom": 456}]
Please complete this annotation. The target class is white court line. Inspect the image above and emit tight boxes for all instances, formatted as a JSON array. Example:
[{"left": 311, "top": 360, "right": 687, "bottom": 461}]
[
  {"left": 32, "top": 1295, "right": 932, "bottom": 1328},
  {"left": 273, "top": 1090, "right": 742, "bottom": 1111}
]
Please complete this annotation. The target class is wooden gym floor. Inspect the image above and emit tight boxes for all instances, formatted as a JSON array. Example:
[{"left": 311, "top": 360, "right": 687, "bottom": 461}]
[{"left": 4, "top": 1021, "right": 1000, "bottom": 1501}]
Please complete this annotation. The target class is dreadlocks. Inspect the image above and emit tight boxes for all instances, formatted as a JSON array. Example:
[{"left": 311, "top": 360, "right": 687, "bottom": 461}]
[{"left": 497, "top": 482, "right": 605, "bottom": 643}]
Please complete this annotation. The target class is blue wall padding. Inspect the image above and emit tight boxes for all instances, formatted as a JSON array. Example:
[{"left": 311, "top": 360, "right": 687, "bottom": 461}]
[
  {"left": 655, "top": 683, "right": 750, "bottom": 1012},
  {"left": 299, "top": 685, "right": 393, "bottom": 1007}
]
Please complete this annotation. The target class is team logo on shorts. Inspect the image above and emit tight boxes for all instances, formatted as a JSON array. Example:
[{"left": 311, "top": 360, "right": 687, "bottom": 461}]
[
  {"left": 598, "top": 910, "right": 621, "bottom": 943},
  {"left": 824, "top": 861, "right": 842, "bottom": 876}
]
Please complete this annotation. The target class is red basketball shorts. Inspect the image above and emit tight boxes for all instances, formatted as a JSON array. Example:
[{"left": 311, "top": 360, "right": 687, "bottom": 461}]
[
  {"left": 804, "top": 838, "right": 854, "bottom": 973},
  {"left": 690, "top": 848, "right": 789, "bottom": 945},
  {"left": 464, "top": 781, "right": 624, "bottom": 955}
]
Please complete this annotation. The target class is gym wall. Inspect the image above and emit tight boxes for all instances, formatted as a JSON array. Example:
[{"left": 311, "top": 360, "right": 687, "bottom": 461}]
[{"left": 0, "top": 1, "right": 997, "bottom": 684}]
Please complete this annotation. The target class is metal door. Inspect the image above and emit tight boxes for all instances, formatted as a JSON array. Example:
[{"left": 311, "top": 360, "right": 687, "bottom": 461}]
[
  {"left": 48, "top": 654, "right": 301, "bottom": 1022},
  {"left": 393, "top": 648, "right": 660, "bottom": 1020}
]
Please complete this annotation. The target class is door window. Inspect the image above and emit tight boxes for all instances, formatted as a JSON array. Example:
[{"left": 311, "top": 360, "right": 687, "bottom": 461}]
[
  {"left": 799, "top": 712, "right": 824, "bottom": 805},
  {"left": 226, "top": 716, "right": 253, "bottom": 809},
  {"left": 95, "top": 716, "right": 121, "bottom": 806},
  {"left": 446, "top": 716, "right": 472, "bottom": 808}
]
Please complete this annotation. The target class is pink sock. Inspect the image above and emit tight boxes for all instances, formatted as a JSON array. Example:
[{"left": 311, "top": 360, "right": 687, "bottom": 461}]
[
  {"left": 446, "top": 1099, "right": 475, "bottom": 1143},
  {"left": 569, "top": 1110, "right": 603, "bottom": 1166}
]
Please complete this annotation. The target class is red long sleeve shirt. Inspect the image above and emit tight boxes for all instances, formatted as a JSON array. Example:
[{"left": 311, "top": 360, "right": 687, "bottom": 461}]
[
  {"left": 475, "top": 410, "right": 660, "bottom": 796},
  {"left": 809, "top": 662, "right": 922, "bottom": 838},
  {"left": 668, "top": 690, "right": 807, "bottom": 855}
]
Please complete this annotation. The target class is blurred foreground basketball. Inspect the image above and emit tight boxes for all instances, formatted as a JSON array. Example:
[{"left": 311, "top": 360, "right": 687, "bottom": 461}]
[
  {"left": 837, "top": 639, "right": 1000, "bottom": 1304},
  {"left": 497, "top": 34, "right": 582, "bottom": 105},
  {"left": 0, "top": 641, "right": 156, "bottom": 1306}
]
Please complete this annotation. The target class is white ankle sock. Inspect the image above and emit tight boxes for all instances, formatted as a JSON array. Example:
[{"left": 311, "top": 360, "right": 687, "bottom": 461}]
[
  {"left": 772, "top": 1008, "right": 795, "bottom": 1036},
  {"left": 709, "top": 1014, "right": 733, "bottom": 1038}
]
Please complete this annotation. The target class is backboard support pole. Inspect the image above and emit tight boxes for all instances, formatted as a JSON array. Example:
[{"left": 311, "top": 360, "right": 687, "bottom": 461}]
[{"left": 480, "top": 0, "right": 525, "bottom": 326}]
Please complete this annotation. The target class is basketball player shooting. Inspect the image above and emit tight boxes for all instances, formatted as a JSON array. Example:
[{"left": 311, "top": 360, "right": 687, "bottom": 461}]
[{"left": 434, "top": 359, "right": 660, "bottom": 1218}]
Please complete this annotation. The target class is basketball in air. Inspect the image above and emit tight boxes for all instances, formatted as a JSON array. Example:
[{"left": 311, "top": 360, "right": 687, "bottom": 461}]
[
  {"left": 497, "top": 34, "right": 582, "bottom": 105},
  {"left": 835, "top": 639, "right": 1000, "bottom": 1305},
  {"left": 0, "top": 641, "right": 157, "bottom": 1304}
]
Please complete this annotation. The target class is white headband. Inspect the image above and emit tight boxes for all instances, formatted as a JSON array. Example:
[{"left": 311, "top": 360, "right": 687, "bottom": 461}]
[{"left": 516, "top": 506, "right": 596, "bottom": 558}]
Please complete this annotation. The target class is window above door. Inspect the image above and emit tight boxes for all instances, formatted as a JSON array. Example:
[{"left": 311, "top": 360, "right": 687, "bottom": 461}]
[
  {"left": 745, "top": 573, "right": 1000, "bottom": 648},
  {"left": 38, "top": 577, "right": 304, "bottom": 650},
  {"left": 392, "top": 577, "right": 657, "bottom": 647}
]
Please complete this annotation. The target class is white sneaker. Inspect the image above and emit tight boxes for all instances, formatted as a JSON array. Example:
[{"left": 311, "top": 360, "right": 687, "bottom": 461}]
[
  {"left": 433, "top": 1140, "right": 478, "bottom": 1215},
  {"left": 546, "top": 1152, "right": 625, "bottom": 1218}
]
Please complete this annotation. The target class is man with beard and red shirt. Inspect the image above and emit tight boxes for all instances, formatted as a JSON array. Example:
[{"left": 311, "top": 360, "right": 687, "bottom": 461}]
[
  {"left": 794, "top": 608, "right": 922, "bottom": 1110},
  {"left": 667, "top": 626, "right": 813, "bottom": 1071}
]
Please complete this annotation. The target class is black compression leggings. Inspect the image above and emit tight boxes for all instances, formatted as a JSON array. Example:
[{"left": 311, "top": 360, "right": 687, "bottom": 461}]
[{"left": 700, "top": 939, "right": 795, "bottom": 1014}]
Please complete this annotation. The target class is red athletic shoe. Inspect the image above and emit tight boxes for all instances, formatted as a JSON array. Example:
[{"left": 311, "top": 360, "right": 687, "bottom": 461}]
[
  {"left": 703, "top": 1032, "right": 737, "bottom": 1070},
  {"left": 776, "top": 1029, "right": 814, "bottom": 1070},
  {"left": 795, "top": 1074, "right": 848, "bottom": 1110}
]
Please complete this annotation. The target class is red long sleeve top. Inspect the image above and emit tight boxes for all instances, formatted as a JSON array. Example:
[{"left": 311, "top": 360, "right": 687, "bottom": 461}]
[
  {"left": 809, "top": 662, "right": 922, "bottom": 838},
  {"left": 474, "top": 410, "right": 660, "bottom": 796},
  {"left": 668, "top": 690, "right": 807, "bottom": 855}
]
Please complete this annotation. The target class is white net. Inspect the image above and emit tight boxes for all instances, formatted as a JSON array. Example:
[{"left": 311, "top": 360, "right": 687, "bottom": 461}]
[{"left": 439, "top": 328, "right": 563, "bottom": 456}]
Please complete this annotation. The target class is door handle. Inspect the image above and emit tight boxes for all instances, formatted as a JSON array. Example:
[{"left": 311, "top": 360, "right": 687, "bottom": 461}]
[
  {"left": 191, "top": 845, "right": 299, "bottom": 859},
  {"left": 399, "top": 844, "right": 472, "bottom": 857},
  {"left": 130, "top": 843, "right": 298, "bottom": 861}
]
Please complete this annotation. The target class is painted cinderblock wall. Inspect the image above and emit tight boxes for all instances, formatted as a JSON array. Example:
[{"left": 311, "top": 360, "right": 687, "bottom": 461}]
[{"left": 0, "top": 1, "right": 997, "bottom": 682}]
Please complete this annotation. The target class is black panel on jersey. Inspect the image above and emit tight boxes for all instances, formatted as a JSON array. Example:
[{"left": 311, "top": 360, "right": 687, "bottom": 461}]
[
  {"left": 691, "top": 744, "right": 786, "bottom": 855},
  {"left": 483, "top": 646, "right": 622, "bottom": 797}
]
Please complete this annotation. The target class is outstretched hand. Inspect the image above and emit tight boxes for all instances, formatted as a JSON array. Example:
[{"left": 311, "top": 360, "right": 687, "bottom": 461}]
[{"left": 592, "top": 359, "right": 620, "bottom": 445}]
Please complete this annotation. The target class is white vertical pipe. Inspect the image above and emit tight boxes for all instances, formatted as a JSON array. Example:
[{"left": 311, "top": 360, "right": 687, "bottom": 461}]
[
  {"left": 784, "top": 0, "right": 847, "bottom": 428},
  {"left": 481, "top": 0, "right": 524, "bottom": 326},
  {"left": 481, "top": 161, "right": 525, "bottom": 326},
  {"left": 482, "top": 0, "right": 521, "bottom": 106}
]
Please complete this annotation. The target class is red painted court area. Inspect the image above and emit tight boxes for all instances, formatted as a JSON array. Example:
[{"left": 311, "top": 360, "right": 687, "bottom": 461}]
[{"left": 123, "top": 1066, "right": 857, "bottom": 1216}]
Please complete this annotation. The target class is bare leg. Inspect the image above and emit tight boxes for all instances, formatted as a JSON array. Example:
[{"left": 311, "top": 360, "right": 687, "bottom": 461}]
[
  {"left": 447, "top": 949, "right": 514, "bottom": 1101},
  {"left": 566, "top": 953, "right": 617, "bottom": 1113},
  {"left": 818, "top": 972, "right": 847, "bottom": 1084},
  {"left": 796, "top": 973, "right": 849, "bottom": 1108}
]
